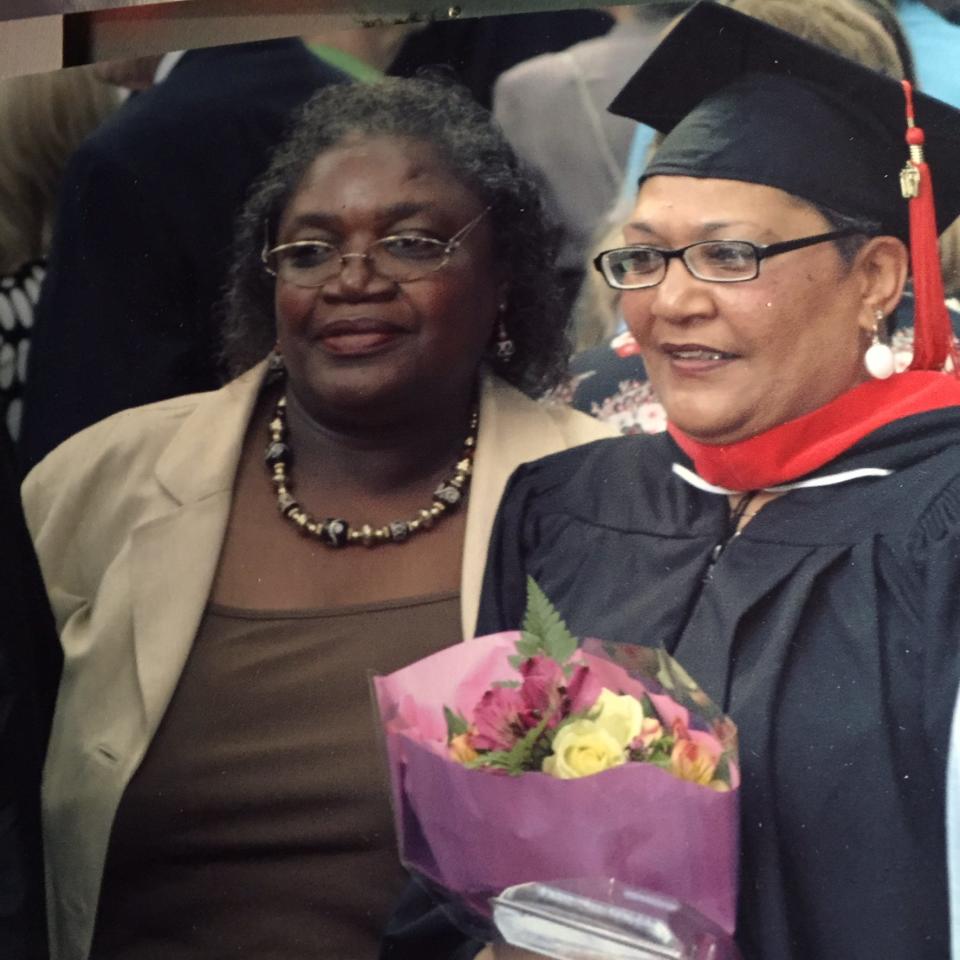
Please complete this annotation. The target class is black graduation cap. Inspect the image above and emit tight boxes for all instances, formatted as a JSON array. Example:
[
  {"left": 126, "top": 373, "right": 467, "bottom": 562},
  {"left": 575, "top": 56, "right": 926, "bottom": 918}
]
[{"left": 608, "top": 0, "right": 960, "bottom": 242}]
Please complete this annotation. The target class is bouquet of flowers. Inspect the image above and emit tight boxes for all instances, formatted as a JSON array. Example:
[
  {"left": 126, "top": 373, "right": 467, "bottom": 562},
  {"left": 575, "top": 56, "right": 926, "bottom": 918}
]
[{"left": 373, "top": 579, "right": 739, "bottom": 937}]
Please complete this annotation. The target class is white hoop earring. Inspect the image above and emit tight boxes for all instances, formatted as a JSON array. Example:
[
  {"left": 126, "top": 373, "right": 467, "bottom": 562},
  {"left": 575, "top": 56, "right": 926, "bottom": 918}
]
[{"left": 864, "top": 308, "right": 895, "bottom": 380}]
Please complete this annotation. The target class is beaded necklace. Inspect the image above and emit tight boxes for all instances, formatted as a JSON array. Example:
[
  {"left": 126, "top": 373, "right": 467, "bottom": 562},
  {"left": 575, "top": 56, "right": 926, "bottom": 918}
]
[{"left": 265, "top": 392, "right": 478, "bottom": 548}]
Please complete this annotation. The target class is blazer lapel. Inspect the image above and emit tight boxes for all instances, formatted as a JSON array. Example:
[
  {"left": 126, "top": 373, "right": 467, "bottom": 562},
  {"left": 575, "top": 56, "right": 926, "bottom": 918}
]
[
  {"left": 130, "top": 362, "right": 266, "bottom": 736},
  {"left": 130, "top": 496, "right": 232, "bottom": 732}
]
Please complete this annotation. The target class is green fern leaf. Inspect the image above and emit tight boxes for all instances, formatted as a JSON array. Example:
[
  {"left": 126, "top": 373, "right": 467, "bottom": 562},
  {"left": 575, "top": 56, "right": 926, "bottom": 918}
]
[{"left": 522, "top": 576, "right": 578, "bottom": 664}]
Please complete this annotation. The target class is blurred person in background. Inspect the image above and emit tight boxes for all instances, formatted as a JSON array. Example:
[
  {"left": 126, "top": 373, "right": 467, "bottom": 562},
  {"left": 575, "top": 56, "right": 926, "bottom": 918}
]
[
  {"left": 924, "top": 0, "right": 960, "bottom": 19},
  {"left": 0, "top": 65, "right": 119, "bottom": 446},
  {"left": 17, "top": 35, "right": 359, "bottom": 470},
  {"left": 0, "top": 420, "right": 61, "bottom": 960},
  {"left": 492, "top": 3, "right": 694, "bottom": 298},
  {"left": 890, "top": 0, "right": 960, "bottom": 293},
  {"left": 21, "top": 78, "right": 611, "bottom": 960},
  {"left": 388, "top": 9, "right": 614, "bottom": 109},
  {"left": 856, "top": 0, "right": 919, "bottom": 81},
  {"left": 0, "top": 63, "right": 111, "bottom": 960},
  {"left": 897, "top": 0, "right": 960, "bottom": 104}
]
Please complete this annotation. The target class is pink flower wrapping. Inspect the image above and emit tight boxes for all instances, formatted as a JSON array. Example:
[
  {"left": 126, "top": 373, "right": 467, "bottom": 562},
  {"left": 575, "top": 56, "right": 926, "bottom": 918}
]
[{"left": 373, "top": 632, "right": 740, "bottom": 933}]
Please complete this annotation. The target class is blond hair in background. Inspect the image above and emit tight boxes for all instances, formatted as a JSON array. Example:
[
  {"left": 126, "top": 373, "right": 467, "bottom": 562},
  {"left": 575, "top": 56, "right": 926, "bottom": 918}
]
[
  {"left": 572, "top": 0, "right": 908, "bottom": 350},
  {"left": 731, "top": 0, "right": 902, "bottom": 74},
  {"left": 0, "top": 65, "right": 120, "bottom": 274}
]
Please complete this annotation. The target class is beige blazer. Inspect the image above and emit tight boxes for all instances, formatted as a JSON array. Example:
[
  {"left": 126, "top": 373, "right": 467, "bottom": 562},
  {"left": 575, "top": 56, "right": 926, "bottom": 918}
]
[{"left": 21, "top": 361, "right": 614, "bottom": 960}]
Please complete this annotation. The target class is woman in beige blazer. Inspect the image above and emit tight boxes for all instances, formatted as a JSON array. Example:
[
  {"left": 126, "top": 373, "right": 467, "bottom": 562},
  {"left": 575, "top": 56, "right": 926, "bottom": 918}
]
[{"left": 22, "top": 79, "right": 613, "bottom": 960}]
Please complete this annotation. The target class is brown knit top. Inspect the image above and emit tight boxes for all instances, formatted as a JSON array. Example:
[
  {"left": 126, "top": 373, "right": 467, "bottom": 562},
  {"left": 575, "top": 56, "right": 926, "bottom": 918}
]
[{"left": 90, "top": 592, "right": 460, "bottom": 960}]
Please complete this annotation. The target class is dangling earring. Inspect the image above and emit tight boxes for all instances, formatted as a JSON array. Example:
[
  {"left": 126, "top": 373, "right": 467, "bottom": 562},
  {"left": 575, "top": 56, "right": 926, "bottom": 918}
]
[
  {"left": 864, "top": 309, "right": 895, "bottom": 380},
  {"left": 495, "top": 303, "right": 515, "bottom": 362},
  {"left": 266, "top": 344, "right": 286, "bottom": 384}
]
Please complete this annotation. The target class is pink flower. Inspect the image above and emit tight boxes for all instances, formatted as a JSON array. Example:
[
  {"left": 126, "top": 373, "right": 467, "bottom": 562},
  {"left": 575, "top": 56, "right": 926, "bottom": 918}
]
[
  {"left": 471, "top": 687, "right": 526, "bottom": 750},
  {"left": 519, "top": 656, "right": 603, "bottom": 727},
  {"left": 566, "top": 663, "right": 602, "bottom": 713},
  {"left": 519, "top": 656, "right": 566, "bottom": 716},
  {"left": 646, "top": 690, "right": 691, "bottom": 736},
  {"left": 469, "top": 656, "right": 606, "bottom": 750}
]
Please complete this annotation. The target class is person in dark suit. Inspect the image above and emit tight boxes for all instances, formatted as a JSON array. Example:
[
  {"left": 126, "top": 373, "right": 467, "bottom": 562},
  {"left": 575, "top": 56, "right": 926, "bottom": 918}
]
[
  {"left": 19, "top": 38, "right": 350, "bottom": 469},
  {"left": 387, "top": 9, "right": 613, "bottom": 109},
  {"left": 0, "top": 424, "right": 60, "bottom": 960}
]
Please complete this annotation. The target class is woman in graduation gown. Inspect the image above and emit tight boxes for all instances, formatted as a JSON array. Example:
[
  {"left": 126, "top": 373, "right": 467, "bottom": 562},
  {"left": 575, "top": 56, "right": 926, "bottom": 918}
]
[{"left": 463, "top": 6, "right": 960, "bottom": 960}]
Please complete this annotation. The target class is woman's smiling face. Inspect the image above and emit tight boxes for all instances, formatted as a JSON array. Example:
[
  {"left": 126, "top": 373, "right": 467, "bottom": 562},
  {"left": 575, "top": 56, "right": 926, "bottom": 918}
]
[
  {"left": 273, "top": 133, "right": 501, "bottom": 425},
  {"left": 621, "top": 176, "right": 878, "bottom": 444}
]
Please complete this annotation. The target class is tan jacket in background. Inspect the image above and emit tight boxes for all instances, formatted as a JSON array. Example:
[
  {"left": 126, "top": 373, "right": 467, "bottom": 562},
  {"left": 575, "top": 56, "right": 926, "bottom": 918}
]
[
  {"left": 21, "top": 360, "right": 614, "bottom": 960},
  {"left": 492, "top": 18, "right": 665, "bottom": 270}
]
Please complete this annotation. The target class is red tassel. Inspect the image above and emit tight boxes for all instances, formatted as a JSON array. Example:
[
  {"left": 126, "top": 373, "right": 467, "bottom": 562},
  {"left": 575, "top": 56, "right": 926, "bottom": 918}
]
[{"left": 900, "top": 80, "right": 960, "bottom": 375}]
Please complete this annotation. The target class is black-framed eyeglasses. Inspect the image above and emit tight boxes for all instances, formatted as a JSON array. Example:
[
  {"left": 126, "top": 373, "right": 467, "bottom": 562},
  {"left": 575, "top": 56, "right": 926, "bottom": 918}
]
[
  {"left": 261, "top": 207, "right": 491, "bottom": 288},
  {"left": 593, "top": 228, "right": 861, "bottom": 291}
]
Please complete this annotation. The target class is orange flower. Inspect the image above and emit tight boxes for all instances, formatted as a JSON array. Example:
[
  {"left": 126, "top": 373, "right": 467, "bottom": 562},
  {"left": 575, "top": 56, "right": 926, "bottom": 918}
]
[
  {"left": 670, "top": 738, "right": 718, "bottom": 786},
  {"left": 449, "top": 733, "right": 479, "bottom": 764}
]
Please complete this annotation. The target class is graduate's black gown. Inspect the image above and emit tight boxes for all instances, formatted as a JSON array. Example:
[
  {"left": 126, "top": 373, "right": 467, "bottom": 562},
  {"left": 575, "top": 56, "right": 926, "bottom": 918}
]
[{"left": 382, "top": 408, "right": 960, "bottom": 960}]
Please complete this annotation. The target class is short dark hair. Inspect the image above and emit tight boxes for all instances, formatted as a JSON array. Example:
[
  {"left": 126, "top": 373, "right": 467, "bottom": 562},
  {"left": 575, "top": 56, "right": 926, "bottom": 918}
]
[{"left": 220, "top": 77, "right": 569, "bottom": 396}]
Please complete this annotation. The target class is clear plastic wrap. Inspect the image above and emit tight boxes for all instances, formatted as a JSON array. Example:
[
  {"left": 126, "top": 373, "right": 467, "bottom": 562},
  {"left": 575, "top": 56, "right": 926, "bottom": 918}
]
[{"left": 492, "top": 879, "right": 742, "bottom": 960}]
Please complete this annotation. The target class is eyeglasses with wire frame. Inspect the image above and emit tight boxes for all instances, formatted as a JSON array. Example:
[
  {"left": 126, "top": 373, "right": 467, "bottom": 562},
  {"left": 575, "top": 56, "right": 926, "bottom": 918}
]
[
  {"left": 593, "top": 228, "right": 861, "bottom": 290},
  {"left": 261, "top": 207, "right": 491, "bottom": 288}
]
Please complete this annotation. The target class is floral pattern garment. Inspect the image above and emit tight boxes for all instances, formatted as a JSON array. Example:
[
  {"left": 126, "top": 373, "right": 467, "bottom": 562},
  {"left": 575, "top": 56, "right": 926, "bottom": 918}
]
[
  {"left": 0, "top": 260, "right": 45, "bottom": 442},
  {"left": 554, "top": 292, "right": 960, "bottom": 435}
]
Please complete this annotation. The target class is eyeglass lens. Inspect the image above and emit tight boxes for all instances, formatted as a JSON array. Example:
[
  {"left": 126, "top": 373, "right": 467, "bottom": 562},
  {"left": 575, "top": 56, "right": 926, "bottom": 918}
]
[
  {"left": 270, "top": 235, "right": 452, "bottom": 287},
  {"left": 605, "top": 241, "right": 759, "bottom": 288}
]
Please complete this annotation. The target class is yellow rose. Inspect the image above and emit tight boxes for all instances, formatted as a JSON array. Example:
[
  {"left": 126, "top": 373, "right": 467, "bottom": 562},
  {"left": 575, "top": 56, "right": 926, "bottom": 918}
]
[
  {"left": 588, "top": 688, "right": 646, "bottom": 748},
  {"left": 542, "top": 719, "right": 627, "bottom": 779},
  {"left": 448, "top": 733, "right": 478, "bottom": 764},
  {"left": 669, "top": 738, "right": 718, "bottom": 786}
]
